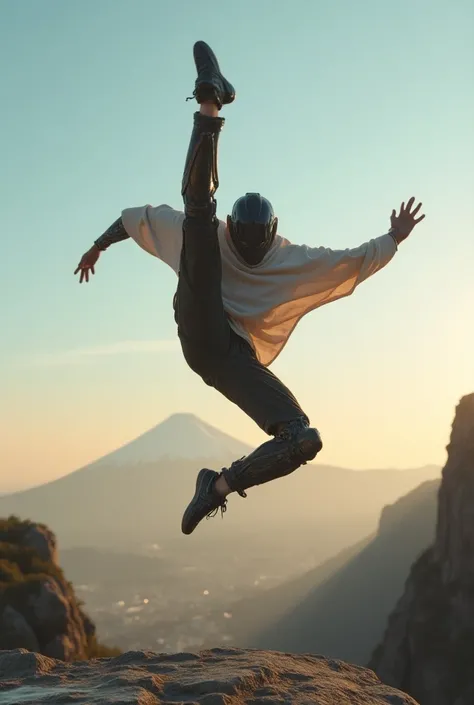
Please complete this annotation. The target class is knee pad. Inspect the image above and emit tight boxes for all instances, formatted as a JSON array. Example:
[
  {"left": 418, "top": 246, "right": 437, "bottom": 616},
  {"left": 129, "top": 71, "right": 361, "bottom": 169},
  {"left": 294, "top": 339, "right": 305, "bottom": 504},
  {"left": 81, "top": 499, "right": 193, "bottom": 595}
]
[{"left": 222, "top": 418, "right": 323, "bottom": 495}]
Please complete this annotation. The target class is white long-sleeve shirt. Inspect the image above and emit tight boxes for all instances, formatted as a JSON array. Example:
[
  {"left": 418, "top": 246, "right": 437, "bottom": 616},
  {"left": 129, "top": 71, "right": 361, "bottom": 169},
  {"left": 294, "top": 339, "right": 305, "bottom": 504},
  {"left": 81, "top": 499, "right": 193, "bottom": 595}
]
[{"left": 116, "top": 204, "right": 398, "bottom": 367}]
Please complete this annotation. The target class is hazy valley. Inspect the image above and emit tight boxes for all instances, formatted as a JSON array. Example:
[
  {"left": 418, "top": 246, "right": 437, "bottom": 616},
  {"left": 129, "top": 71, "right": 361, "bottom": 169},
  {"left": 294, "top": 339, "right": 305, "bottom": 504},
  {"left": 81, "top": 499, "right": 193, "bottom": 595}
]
[{"left": 0, "top": 413, "right": 440, "bottom": 655}]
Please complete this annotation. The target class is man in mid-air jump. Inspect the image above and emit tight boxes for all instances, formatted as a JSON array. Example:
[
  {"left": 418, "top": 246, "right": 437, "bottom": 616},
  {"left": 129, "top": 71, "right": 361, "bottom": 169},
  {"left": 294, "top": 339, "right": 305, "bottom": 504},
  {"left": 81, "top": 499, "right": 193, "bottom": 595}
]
[{"left": 75, "top": 42, "right": 425, "bottom": 536}]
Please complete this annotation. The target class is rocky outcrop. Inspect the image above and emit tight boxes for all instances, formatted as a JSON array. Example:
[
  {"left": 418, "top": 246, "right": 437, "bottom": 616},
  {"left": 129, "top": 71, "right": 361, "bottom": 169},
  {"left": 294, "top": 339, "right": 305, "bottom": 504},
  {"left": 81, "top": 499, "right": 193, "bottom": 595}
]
[
  {"left": 0, "top": 520, "right": 58, "bottom": 564},
  {"left": 0, "top": 605, "right": 39, "bottom": 652},
  {"left": 370, "top": 393, "right": 474, "bottom": 705},
  {"left": 0, "top": 647, "right": 419, "bottom": 704},
  {"left": 0, "top": 516, "right": 118, "bottom": 661}
]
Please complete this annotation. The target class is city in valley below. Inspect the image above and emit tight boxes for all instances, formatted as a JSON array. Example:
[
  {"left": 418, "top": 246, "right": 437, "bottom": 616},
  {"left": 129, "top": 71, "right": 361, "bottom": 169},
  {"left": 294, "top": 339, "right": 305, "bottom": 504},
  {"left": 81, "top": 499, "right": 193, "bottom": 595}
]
[{"left": 67, "top": 538, "right": 320, "bottom": 653}]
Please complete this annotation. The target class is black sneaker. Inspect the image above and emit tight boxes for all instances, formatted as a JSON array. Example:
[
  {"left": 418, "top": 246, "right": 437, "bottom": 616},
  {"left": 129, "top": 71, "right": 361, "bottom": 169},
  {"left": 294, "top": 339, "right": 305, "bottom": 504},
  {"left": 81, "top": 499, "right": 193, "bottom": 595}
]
[
  {"left": 181, "top": 468, "right": 227, "bottom": 535},
  {"left": 191, "top": 41, "right": 235, "bottom": 110}
]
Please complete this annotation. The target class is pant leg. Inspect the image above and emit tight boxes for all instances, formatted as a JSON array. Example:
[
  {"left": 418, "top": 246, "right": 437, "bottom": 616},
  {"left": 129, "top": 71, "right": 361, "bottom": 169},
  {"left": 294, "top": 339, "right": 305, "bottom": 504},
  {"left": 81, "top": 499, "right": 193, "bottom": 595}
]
[
  {"left": 177, "top": 239, "right": 307, "bottom": 433},
  {"left": 207, "top": 328, "right": 309, "bottom": 435},
  {"left": 176, "top": 112, "right": 308, "bottom": 433},
  {"left": 175, "top": 216, "right": 232, "bottom": 372},
  {"left": 176, "top": 111, "right": 233, "bottom": 375}
]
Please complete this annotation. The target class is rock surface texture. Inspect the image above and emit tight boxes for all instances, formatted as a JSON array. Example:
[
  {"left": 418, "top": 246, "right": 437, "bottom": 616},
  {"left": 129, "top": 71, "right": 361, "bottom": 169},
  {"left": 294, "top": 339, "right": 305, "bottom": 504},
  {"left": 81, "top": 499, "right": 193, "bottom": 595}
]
[
  {"left": 0, "top": 647, "right": 419, "bottom": 705},
  {"left": 370, "top": 393, "right": 474, "bottom": 705}
]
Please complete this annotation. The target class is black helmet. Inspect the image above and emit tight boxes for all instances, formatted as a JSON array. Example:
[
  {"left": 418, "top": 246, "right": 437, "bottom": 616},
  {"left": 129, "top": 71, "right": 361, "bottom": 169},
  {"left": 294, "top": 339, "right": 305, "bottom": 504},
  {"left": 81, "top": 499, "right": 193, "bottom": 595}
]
[{"left": 227, "top": 193, "right": 278, "bottom": 265}]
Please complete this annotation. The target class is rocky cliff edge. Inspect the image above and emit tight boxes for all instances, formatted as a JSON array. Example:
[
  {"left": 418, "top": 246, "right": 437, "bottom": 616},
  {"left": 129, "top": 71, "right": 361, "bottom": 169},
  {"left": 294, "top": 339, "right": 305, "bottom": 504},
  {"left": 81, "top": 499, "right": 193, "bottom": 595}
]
[{"left": 0, "top": 647, "right": 419, "bottom": 705}]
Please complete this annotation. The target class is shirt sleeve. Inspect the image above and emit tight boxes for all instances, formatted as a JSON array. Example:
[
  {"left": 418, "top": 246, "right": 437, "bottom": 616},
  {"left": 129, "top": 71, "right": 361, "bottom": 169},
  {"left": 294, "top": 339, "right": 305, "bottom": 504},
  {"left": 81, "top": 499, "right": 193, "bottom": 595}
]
[
  {"left": 281, "top": 231, "right": 398, "bottom": 307},
  {"left": 94, "top": 217, "right": 130, "bottom": 251},
  {"left": 121, "top": 204, "right": 185, "bottom": 274},
  {"left": 322, "top": 232, "right": 396, "bottom": 288}
]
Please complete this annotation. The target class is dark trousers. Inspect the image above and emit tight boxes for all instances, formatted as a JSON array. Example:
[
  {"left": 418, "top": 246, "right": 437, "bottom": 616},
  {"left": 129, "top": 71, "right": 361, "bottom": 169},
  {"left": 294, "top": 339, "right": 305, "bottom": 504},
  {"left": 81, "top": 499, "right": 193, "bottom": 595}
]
[{"left": 174, "top": 215, "right": 308, "bottom": 436}]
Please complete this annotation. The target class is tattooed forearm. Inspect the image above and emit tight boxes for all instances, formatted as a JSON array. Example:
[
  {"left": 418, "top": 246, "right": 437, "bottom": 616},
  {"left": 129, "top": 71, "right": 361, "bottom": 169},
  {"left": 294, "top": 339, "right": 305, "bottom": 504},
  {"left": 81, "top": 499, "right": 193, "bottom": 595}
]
[{"left": 94, "top": 217, "right": 130, "bottom": 251}]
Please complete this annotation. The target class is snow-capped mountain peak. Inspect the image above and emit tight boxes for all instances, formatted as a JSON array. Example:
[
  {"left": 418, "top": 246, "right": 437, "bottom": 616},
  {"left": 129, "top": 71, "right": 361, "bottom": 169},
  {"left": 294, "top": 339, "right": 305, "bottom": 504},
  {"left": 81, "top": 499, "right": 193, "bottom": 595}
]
[{"left": 90, "top": 413, "right": 253, "bottom": 467}]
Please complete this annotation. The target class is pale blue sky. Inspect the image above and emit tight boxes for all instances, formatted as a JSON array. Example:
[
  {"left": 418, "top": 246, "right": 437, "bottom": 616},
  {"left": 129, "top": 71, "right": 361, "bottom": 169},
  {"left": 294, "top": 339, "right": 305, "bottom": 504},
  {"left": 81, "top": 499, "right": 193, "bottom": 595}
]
[{"left": 1, "top": 0, "right": 473, "bottom": 489}]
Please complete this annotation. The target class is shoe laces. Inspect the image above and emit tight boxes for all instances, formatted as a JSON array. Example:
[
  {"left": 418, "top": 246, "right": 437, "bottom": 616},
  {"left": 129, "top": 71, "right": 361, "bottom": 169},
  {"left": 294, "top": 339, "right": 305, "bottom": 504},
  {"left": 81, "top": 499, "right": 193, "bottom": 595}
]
[{"left": 206, "top": 498, "right": 227, "bottom": 521}]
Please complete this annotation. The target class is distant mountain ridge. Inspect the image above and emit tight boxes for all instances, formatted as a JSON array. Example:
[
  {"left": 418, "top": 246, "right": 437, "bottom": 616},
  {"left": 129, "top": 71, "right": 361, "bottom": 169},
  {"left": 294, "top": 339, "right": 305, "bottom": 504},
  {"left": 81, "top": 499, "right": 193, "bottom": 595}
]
[{"left": 0, "top": 413, "right": 440, "bottom": 556}]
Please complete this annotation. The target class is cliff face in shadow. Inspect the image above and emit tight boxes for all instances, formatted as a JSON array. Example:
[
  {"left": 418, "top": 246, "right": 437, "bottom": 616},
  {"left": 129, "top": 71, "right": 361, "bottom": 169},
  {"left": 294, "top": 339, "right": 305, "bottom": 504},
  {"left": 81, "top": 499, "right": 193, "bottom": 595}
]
[
  {"left": 0, "top": 516, "right": 119, "bottom": 661},
  {"left": 370, "top": 393, "right": 474, "bottom": 705},
  {"left": 217, "top": 479, "right": 438, "bottom": 666}
]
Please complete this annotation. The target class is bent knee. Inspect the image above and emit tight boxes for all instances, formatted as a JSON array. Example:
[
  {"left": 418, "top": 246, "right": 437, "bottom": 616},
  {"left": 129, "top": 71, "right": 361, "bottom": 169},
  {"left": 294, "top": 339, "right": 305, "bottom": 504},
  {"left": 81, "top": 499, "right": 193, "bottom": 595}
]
[{"left": 299, "top": 427, "right": 323, "bottom": 461}]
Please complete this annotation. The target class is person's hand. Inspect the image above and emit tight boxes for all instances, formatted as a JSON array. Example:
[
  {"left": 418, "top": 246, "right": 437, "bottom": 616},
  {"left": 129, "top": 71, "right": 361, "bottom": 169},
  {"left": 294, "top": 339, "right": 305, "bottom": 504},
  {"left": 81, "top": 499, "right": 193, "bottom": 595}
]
[
  {"left": 390, "top": 197, "right": 425, "bottom": 244},
  {"left": 74, "top": 245, "right": 100, "bottom": 283}
]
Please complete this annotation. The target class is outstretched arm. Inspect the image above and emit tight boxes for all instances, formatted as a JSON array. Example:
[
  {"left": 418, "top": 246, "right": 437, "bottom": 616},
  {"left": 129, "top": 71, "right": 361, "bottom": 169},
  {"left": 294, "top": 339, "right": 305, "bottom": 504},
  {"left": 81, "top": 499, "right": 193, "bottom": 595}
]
[
  {"left": 291, "top": 196, "right": 426, "bottom": 308},
  {"left": 74, "top": 216, "right": 130, "bottom": 283}
]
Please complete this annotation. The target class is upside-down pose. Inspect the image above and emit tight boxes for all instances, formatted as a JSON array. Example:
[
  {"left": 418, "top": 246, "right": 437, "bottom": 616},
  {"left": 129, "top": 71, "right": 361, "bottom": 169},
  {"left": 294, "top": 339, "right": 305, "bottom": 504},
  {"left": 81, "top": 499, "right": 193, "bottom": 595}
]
[{"left": 75, "top": 42, "right": 425, "bottom": 535}]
